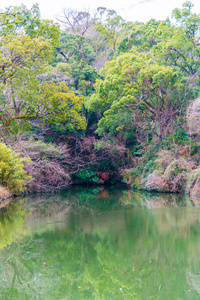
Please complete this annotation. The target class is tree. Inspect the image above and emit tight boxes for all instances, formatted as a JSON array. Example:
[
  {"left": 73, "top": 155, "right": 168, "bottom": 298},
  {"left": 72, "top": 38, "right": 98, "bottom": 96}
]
[
  {"left": 53, "top": 32, "right": 98, "bottom": 96},
  {"left": 117, "top": 19, "right": 167, "bottom": 54},
  {"left": 0, "top": 5, "right": 86, "bottom": 134},
  {"left": 57, "top": 8, "right": 97, "bottom": 36},
  {"left": 0, "top": 34, "right": 52, "bottom": 85},
  {"left": 55, "top": 7, "right": 117, "bottom": 78},
  {"left": 86, "top": 49, "right": 185, "bottom": 143},
  {"left": 172, "top": 1, "right": 200, "bottom": 39},
  {"left": 0, "top": 4, "right": 60, "bottom": 46},
  {"left": 152, "top": 2, "right": 200, "bottom": 79},
  {"left": 96, "top": 7, "right": 126, "bottom": 51}
]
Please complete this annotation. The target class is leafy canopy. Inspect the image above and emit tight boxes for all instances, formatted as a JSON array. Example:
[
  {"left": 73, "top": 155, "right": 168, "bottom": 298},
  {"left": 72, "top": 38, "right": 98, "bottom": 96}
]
[
  {"left": 0, "top": 4, "right": 86, "bottom": 134},
  {"left": 86, "top": 49, "right": 184, "bottom": 140},
  {"left": 0, "top": 4, "right": 60, "bottom": 46}
]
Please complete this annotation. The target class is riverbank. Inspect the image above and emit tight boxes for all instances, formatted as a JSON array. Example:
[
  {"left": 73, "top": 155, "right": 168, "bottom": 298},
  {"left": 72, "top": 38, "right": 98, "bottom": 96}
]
[
  {"left": 123, "top": 150, "right": 200, "bottom": 197},
  {"left": 1, "top": 140, "right": 200, "bottom": 199},
  {"left": 0, "top": 186, "right": 11, "bottom": 203}
]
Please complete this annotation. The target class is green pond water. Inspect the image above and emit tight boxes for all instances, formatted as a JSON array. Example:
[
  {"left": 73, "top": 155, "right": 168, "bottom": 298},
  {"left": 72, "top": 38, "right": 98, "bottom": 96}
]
[{"left": 1, "top": 187, "right": 200, "bottom": 299}]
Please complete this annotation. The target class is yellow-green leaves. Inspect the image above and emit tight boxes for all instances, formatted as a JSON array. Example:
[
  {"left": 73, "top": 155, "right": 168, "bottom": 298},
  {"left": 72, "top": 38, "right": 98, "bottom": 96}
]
[
  {"left": 86, "top": 50, "right": 185, "bottom": 139},
  {"left": 0, "top": 4, "right": 60, "bottom": 45},
  {"left": 0, "top": 26, "right": 85, "bottom": 133},
  {"left": 37, "top": 82, "right": 86, "bottom": 129},
  {"left": 0, "top": 35, "right": 52, "bottom": 85},
  {"left": 0, "top": 143, "right": 31, "bottom": 194}
]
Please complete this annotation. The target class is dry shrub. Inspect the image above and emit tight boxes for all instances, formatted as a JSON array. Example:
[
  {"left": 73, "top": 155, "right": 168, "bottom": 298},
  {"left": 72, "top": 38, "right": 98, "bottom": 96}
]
[
  {"left": 14, "top": 139, "right": 70, "bottom": 162},
  {"left": 155, "top": 150, "right": 176, "bottom": 172},
  {"left": 11, "top": 136, "right": 133, "bottom": 190},
  {"left": 27, "top": 160, "right": 71, "bottom": 192},
  {"left": 145, "top": 170, "right": 164, "bottom": 191},
  {"left": 187, "top": 97, "right": 200, "bottom": 136},
  {"left": 13, "top": 139, "right": 71, "bottom": 192},
  {"left": 68, "top": 137, "right": 133, "bottom": 182},
  {"left": 94, "top": 139, "right": 133, "bottom": 170},
  {"left": 186, "top": 168, "right": 200, "bottom": 196},
  {"left": 180, "top": 145, "right": 190, "bottom": 158},
  {"left": 162, "top": 159, "right": 191, "bottom": 192},
  {"left": 96, "top": 171, "right": 110, "bottom": 184},
  {"left": 0, "top": 186, "right": 11, "bottom": 201},
  {"left": 189, "top": 179, "right": 200, "bottom": 197},
  {"left": 145, "top": 151, "right": 193, "bottom": 193},
  {"left": 145, "top": 149, "right": 200, "bottom": 194}
]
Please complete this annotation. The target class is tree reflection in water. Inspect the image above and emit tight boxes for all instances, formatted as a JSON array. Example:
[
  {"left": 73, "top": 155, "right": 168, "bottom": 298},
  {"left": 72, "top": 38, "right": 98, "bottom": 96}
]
[{"left": 0, "top": 188, "right": 200, "bottom": 299}]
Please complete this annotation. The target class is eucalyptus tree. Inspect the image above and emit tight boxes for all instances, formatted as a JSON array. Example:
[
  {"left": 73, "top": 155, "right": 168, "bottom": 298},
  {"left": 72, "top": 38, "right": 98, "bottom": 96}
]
[
  {"left": 96, "top": 7, "right": 126, "bottom": 52},
  {"left": 57, "top": 8, "right": 97, "bottom": 36}
]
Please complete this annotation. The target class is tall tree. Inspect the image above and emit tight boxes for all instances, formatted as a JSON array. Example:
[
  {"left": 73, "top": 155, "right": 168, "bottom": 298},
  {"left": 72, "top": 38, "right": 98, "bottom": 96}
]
[
  {"left": 57, "top": 8, "right": 97, "bottom": 36},
  {"left": 153, "top": 2, "right": 200, "bottom": 78},
  {"left": 86, "top": 50, "right": 185, "bottom": 143},
  {"left": 96, "top": 7, "right": 125, "bottom": 51},
  {"left": 0, "top": 4, "right": 60, "bottom": 46},
  {"left": 0, "top": 5, "right": 86, "bottom": 134}
]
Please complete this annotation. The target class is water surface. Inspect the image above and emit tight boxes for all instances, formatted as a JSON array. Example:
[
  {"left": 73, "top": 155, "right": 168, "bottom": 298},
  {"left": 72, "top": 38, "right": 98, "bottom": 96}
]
[{"left": 0, "top": 187, "right": 200, "bottom": 299}]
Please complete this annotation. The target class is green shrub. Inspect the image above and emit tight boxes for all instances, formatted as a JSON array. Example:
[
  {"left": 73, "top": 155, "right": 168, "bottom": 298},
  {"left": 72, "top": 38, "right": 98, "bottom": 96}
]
[
  {"left": 142, "top": 160, "right": 155, "bottom": 178},
  {"left": 73, "top": 169, "right": 100, "bottom": 184},
  {"left": 0, "top": 143, "right": 31, "bottom": 194},
  {"left": 161, "top": 129, "right": 191, "bottom": 149}
]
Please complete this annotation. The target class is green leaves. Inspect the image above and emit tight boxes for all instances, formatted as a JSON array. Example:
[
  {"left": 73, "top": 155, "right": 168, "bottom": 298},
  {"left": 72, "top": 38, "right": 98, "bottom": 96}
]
[
  {"left": 0, "top": 6, "right": 86, "bottom": 134},
  {"left": 0, "top": 143, "right": 31, "bottom": 193},
  {"left": 151, "top": 3, "right": 200, "bottom": 77},
  {"left": 96, "top": 8, "right": 125, "bottom": 51},
  {"left": 0, "top": 35, "right": 52, "bottom": 85},
  {"left": 53, "top": 32, "right": 98, "bottom": 96},
  {"left": 36, "top": 82, "right": 86, "bottom": 130},
  {"left": 0, "top": 4, "right": 60, "bottom": 45},
  {"left": 172, "top": 1, "right": 200, "bottom": 39},
  {"left": 86, "top": 50, "right": 185, "bottom": 140}
]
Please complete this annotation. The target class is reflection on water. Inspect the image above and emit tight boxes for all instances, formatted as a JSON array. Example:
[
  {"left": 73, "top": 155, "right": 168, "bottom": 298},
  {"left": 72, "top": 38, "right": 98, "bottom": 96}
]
[{"left": 0, "top": 187, "right": 200, "bottom": 299}]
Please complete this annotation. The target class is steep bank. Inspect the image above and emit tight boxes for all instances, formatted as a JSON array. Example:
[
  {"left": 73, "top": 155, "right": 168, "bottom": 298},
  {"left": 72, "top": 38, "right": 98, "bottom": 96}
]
[{"left": 123, "top": 150, "right": 200, "bottom": 197}]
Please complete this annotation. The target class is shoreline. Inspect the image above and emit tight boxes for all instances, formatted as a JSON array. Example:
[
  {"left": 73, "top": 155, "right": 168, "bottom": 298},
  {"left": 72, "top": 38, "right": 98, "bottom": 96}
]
[{"left": 0, "top": 186, "right": 11, "bottom": 203}]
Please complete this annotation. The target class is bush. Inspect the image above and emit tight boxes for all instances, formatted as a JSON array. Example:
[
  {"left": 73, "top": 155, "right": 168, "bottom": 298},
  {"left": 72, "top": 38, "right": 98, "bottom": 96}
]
[
  {"left": 187, "top": 97, "right": 200, "bottom": 136},
  {"left": 13, "top": 139, "right": 71, "bottom": 192},
  {"left": 73, "top": 169, "right": 100, "bottom": 184},
  {"left": 144, "top": 151, "right": 193, "bottom": 193},
  {"left": 0, "top": 143, "right": 31, "bottom": 194}
]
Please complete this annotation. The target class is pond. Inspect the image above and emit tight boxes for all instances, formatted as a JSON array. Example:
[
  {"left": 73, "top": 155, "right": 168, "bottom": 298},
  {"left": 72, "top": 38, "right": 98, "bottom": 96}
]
[{"left": 0, "top": 187, "right": 200, "bottom": 299}]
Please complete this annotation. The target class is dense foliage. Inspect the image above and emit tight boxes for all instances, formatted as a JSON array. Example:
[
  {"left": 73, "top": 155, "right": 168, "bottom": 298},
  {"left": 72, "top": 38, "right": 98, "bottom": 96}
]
[
  {"left": 0, "top": 1, "right": 200, "bottom": 194},
  {"left": 0, "top": 143, "right": 30, "bottom": 193}
]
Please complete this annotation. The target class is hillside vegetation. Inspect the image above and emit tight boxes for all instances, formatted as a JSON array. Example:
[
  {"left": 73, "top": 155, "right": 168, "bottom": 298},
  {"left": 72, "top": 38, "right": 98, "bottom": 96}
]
[{"left": 1, "top": 2, "right": 200, "bottom": 196}]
